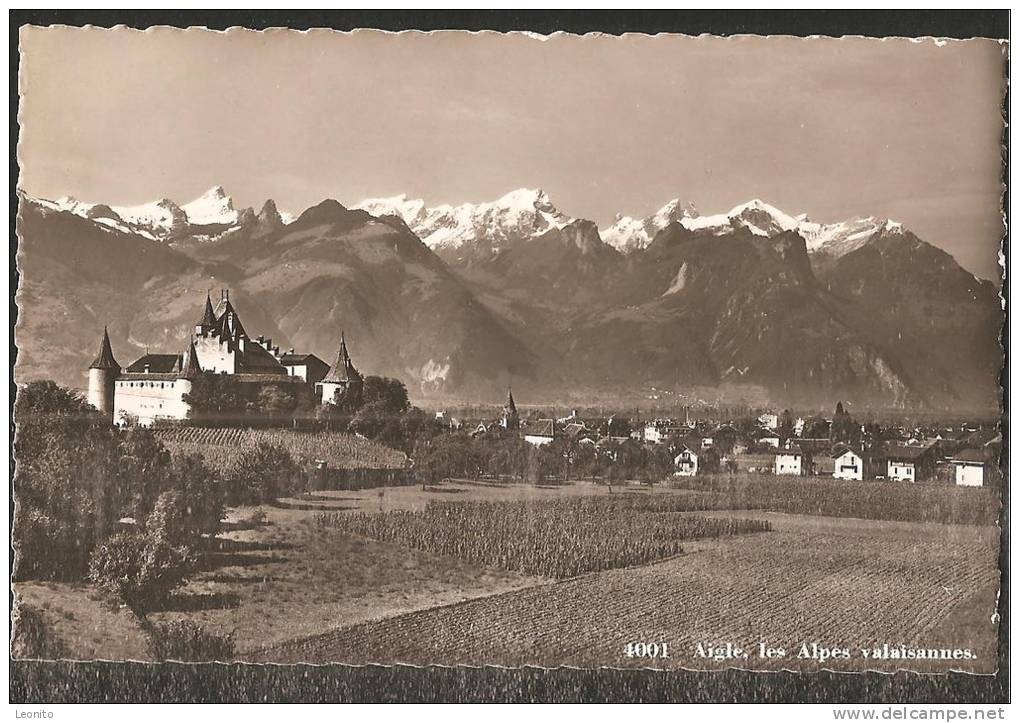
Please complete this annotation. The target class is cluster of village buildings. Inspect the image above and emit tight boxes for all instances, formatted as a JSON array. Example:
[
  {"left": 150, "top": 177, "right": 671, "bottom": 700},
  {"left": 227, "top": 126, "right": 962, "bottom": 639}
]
[
  {"left": 85, "top": 295, "right": 999, "bottom": 489},
  {"left": 452, "top": 397, "right": 1000, "bottom": 488}
]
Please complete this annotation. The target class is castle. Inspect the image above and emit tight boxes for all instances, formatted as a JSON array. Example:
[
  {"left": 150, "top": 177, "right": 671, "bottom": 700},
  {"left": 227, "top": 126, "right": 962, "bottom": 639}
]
[{"left": 87, "top": 290, "right": 362, "bottom": 426}]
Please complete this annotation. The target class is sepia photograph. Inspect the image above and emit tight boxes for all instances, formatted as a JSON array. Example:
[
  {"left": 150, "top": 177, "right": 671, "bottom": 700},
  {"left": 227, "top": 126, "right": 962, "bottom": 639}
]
[{"left": 10, "top": 12, "right": 1008, "bottom": 706}]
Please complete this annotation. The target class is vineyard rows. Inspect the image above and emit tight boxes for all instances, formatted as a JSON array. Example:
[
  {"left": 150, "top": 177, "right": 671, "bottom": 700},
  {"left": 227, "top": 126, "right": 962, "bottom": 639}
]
[
  {"left": 317, "top": 496, "right": 771, "bottom": 579},
  {"left": 261, "top": 521, "right": 999, "bottom": 671},
  {"left": 154, "top": 427, "right": 407, "bottom": 470},
  {"left": 670, "top": 474, "right": 1000, "bottom": 526}
]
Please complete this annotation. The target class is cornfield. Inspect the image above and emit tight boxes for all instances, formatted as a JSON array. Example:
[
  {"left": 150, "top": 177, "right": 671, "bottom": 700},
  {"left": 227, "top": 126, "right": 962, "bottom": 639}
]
[
  {"left": 669, "top": 474, "right": 1000, "bottom": 526},
  {"left": 154, "top": 427, "right": 407, "bottom": 472},
  {"left": 317, "top": 496, "right": 771, "bottom": 579}
]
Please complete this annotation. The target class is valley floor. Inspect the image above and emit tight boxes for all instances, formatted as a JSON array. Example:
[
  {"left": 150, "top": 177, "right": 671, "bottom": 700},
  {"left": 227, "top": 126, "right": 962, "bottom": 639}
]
[
  {"left": 14, "top": 481, "right": 1001, "bottom": 673},
  {"left": 252, "top": 509, "right": 999, "bottom": 673}
]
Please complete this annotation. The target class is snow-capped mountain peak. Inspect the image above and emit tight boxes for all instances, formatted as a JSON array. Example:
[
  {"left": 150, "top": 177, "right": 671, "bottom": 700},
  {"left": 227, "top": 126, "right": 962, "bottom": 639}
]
[
  {"left": 603, "top": 195, "right": 906, "bottom": 261},
  {"left": 25, "top": 185, "right": 294, "bottom": 242},
  {"left": 356, "top": 194, "right": 428, "bottom": 227},
  {"left": 355, "top": 187, "right": 574, "bottom": 254},
  {"left": 181, "top": 185, "right": 238, "bottom": 226},
  {"left": 601, "top": 197, "right": 698, "bottom": 253}
]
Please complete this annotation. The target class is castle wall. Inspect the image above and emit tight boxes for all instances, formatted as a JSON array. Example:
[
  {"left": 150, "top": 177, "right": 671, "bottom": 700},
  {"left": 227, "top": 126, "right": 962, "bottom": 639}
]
[
  {"left": 194, "top": 336, "right": 236, "bottom": 374},
  {"left": 114, "top": 378, "right": 193, "bottom": 427}
]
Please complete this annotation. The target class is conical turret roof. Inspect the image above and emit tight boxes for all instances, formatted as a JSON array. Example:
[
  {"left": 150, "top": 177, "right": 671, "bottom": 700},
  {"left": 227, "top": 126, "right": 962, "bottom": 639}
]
[
  {"left": 89, "top": 327, "right": 120, "bottom": 371},
  {"left": 198, "top": 292, "right": 216, "bottom": 328},
  {"left": 178, "top": 339, "right": 203, "bottom": 378},
  {"left": 322, "top": 331, "right": 358, "bottom": 383}
]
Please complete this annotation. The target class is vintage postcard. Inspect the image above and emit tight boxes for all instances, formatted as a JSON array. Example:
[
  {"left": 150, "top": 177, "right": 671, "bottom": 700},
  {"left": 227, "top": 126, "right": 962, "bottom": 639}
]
[{"left": 12, "top": 22, "right": 1006, "bottom": 684}]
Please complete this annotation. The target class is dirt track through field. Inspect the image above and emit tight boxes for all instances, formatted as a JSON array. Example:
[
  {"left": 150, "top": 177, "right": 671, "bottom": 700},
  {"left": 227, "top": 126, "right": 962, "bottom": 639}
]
[{"left": 253, "top": 513, "right": 1000, "bottom": 672}]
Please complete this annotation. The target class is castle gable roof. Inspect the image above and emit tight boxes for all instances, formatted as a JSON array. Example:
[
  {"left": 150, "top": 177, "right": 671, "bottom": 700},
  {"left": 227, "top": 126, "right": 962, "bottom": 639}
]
[{"left": 125, "top": 353, "right": 180, "bottom": 374}]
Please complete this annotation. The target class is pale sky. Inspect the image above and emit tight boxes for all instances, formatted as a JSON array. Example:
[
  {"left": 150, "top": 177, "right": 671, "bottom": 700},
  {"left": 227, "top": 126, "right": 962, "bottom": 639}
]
[{"left": 18, "top": 27, "right": 1006, "bottom": 281}]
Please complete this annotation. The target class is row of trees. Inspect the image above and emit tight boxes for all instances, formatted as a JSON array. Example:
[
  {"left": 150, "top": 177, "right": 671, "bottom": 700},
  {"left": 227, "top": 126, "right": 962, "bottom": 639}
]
[
  {"left": 411, "top": 429, "right": 681, "bottom": 487},
  {"left": 15, "top": 381, "right": 300, "bottom": 609}
]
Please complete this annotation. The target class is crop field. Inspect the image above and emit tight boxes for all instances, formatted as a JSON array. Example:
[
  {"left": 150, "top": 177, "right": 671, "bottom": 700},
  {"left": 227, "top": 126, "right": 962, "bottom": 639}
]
[
  {"left": 262, "top": 512, "right": 1001, "bottom": 672},
  {"left": 317, "top": 497, "right": 771, "bottom": 578},
  {"left": 144, "top": 503, "right": 546, "bottom": 653},
  {"left": 154, "top": 427, "right": 407, "bottom": 470},
  {"left": 669, "top": 474, "right": 1000, "bottom": 526}
]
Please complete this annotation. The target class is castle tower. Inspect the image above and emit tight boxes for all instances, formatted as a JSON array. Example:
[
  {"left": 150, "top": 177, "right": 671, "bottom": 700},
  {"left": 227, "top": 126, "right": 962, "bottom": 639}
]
[
  {"left": 316, "top": 331, "right": 363, "bottom": 405},
  {"left": 178, "top": 338, "right": 203, "bottom": 379},
  {"left": 501, "top": 387, "right": 520, "bottom": 431},
  {"left": 195, "top": 292, "right": 216, "bottom": 336},
  {"left": 87, "top": 326, "right": 120, "bottom": 422}
]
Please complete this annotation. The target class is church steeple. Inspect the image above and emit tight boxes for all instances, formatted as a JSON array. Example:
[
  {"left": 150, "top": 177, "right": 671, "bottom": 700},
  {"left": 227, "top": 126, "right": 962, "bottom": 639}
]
[{"left": 502, "top": 385, "right": 520, "bottom": 431}]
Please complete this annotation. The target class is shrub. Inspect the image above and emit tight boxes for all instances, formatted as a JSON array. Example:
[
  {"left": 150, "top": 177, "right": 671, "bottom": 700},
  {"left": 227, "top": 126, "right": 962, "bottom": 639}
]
[
  {"left": 12, "top": 604, "right": 68, "bottom": 660},
  {"left": 146, "top": 620, "right": 235, "bottom": 662},
  {"left": 88, "top": 517, "right": 193, "bottom": 610},
  {"left": 226, "top": 442, "right": 300, "bottom": 505}
]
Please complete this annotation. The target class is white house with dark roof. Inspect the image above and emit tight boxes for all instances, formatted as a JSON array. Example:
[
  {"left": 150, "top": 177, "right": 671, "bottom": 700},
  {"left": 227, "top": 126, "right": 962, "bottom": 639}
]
[
  {"left": 524, "top": 419, "right": 556, "bottom": 447},
  {"left": 886, "top": 444, "right": 937, "bottom": 482},
  {"left": 775, "top": 444, "right": 808, "bottom": 476},
  {"left": 950, "top": 449, "right": 988, "bottom": 487},
  {"left": 832, "top": 446, "right": 866, "bottom": 481},
  {"left": 673, "top": 446, "right": 699, "bottom": 477}
]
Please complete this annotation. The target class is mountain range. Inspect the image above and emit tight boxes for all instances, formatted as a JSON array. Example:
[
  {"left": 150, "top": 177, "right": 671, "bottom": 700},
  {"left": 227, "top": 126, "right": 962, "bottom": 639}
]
[{"left": 15, "top": 185, "right": 1002, "bottom": 411}]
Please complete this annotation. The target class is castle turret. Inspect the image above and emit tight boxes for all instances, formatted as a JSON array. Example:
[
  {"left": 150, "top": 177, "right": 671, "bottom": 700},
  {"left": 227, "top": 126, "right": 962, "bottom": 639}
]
[
  {"left": 87, "top": 326, "right": 120, "bottom": 422},
  {"left": 195, "top": 292, "right": 216, "bottom": 335},
  {"left": 316, "top": 331, "right": 363, "bottom": 405},
  {"left": 178, "top": 339, "right": 203, "bottom": 380}
]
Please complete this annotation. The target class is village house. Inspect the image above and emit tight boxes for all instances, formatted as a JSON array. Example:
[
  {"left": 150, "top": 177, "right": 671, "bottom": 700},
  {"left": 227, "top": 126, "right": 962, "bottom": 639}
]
[
  {"left": 673, "top": 446, "right": 699, "bottom": 477},
  {"left": 758, "top": 412, "right": 779, "bottom": 431},
  {"left": 832, "top": 445, "right": 871, "bottom": 481},
  {"left": 642, "top": 418, "right": 682, "bottom": 444},
  {"left": 775, "top": 444, "right": 809, "bottom": 476},
  {"left": 524, "top": 419, "right": 556, "bottom": 447},
  {"left": 950, "top": 449, "right": 988, "bottom": 487},
  {"left": 885, "top": 444, "right": 937, "bottom": 482},
  {"left": 757, "top": 431, "right": 781, "bottom": 448}
]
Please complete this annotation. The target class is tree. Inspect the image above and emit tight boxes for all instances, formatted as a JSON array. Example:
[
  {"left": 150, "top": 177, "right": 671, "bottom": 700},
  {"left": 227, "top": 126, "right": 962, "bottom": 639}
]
[
  {"left": 14, "top": 381, "right": 123, "bottom": 580},
  {"left": 182, "top": 374, "right": 249, "bottom": 426},
  {"left": 349, "top": 399, "right": 397, "bottom": 441},
  {"left": 830, "top": 401, "right": 860, "bottom": 446},
  {"left": 607, "top": 415, "right": 631, "bottom": 438},
  {"left": 88, "top": 490, "right": 194, "bottom": 609},
  {"left": 226, "top": 442, "right": 300, "bottom": 505},
  {"left": 778, "top": 409, "right": 794, "bottom": 439},
  {"left": 362, "top": 376, "right": 410, "bottom": 415},
  {"left": 256, "top": 384, "right": 296, "bottom": 425},
  {"left": 640, "top": 445, "right": 673, "bottom": 486},
  {"left": 168, "top": 453, "right": 224, "bottom": 538}
]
